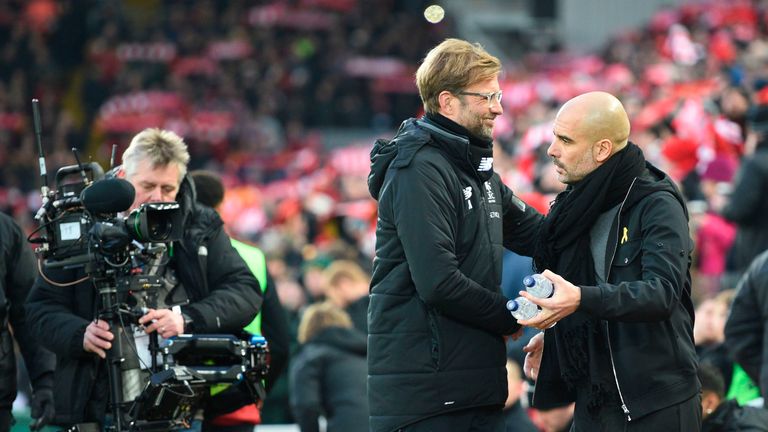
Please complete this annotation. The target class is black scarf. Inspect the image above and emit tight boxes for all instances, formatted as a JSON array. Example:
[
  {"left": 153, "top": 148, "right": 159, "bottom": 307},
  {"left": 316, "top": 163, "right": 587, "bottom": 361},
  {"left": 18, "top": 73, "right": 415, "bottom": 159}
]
[
  {"left": 533, "top": 142, "right": 646, "bottom": 414},
  {"left": 425, "top": 112, "right": 495, "bottom": 182}
]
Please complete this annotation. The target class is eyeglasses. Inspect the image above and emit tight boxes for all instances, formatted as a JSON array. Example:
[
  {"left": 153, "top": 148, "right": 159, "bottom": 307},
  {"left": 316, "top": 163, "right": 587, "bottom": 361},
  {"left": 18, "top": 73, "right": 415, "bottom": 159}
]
[{"left": 458, "top": 90, "right": 503, "bottom": 107}]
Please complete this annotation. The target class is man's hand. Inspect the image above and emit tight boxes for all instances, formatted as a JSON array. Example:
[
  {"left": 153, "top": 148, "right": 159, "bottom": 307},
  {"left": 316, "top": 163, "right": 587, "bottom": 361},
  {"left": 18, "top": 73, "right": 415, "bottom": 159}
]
[
  {"left": 505, "top": 327, "right": 525, "bottom": 342},
  {"left": 523, "top": 331, "right": 544, "bottom": 380},
  {"left": 83, "top": 319, "right": 113, "bottom": 359},
  {"left": 30, "top": 388, "right": 54, "bottom": 431},
  {"left": 138, "top": 308, "right": 184, "bottom": 338},
  {"left": 517, "top": 269, "right": 580, "bottom": 330}
]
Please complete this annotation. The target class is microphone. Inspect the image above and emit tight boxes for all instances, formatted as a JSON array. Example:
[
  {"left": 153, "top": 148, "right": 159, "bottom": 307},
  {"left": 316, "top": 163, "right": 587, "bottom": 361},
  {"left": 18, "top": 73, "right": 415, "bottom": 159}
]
[{"left": 81, "top": 178, "right": 136, "bottom": 214}]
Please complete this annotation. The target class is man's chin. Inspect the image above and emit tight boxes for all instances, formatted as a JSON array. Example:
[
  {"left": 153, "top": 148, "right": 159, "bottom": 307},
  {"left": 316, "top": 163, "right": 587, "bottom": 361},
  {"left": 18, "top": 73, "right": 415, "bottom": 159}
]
[{"left": 475, "top": 127, "right": 493, "bottom": 141}]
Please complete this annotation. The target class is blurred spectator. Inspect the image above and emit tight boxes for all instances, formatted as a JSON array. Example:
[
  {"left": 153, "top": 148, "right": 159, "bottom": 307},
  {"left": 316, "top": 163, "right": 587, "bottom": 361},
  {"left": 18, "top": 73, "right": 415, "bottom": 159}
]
[
  {"left": 725, "top": 249, "right": 768, "bottom": 408},
  {"left": 503, "top": 359, "right": 537, "bottom": 432},
  {"left": 722, "top": 104, "right": 768, "bottom": 284},
  {"left": 190, "top": 169, "right": 291, "bottom": 431},
  {"left": 699, "top": 363, "right": 768, "bottom": 432},
  {"left": 692, "top": 156, "right": 737, "bottom": 297},
  {"left": 322, "top": 259, "right": 370, "bottom": 334},
  {"left": 531, "top": 402, "right": 575, "bottom": 432},
  {"left": 695, "top": 289, "right": 760, "bottom": 406},
  {"left": 289, "top": 302, "right": 368, "bottom": 432}
]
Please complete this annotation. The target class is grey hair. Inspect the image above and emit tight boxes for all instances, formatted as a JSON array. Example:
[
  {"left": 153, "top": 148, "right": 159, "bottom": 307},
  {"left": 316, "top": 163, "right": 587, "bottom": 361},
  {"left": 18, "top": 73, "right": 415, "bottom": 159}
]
[{"left": 122, "top": 128, "right": 190, "bottom": 181}]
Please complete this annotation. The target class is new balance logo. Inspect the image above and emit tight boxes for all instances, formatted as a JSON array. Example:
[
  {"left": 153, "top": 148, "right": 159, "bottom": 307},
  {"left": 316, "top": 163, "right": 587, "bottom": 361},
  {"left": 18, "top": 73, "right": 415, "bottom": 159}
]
[
  {"left": 477, "top": 157, "right": 493, "bottom": 171},
  {"left": 463, "top": 186, "right": 473, "bottom": 210}
]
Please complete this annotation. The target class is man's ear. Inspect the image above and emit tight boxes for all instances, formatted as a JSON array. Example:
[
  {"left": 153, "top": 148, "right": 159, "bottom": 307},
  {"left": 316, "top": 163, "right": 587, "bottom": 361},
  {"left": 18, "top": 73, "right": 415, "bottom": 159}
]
[
  {"left": 594, "top": 139, "right": 613, "bottom": 163},
  {"left": 116, "top": 167, "right": 125, "bottom": 178},
  {"left": 438, "top": 91, "right": 455, "bottom": 115}
]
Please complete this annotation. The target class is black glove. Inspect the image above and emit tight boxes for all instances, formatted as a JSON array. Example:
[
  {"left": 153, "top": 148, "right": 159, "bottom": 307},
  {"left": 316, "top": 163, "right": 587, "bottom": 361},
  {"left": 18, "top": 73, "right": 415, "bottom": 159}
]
[{"left": 30, "top": 388, "right": 54, "bottom": 431}]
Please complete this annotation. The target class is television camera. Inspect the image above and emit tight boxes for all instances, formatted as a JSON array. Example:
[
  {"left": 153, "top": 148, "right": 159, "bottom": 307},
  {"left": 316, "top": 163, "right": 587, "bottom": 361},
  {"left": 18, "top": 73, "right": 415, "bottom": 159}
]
[{"left": 27, "top": 100, "right": 269, "bottom": 431}]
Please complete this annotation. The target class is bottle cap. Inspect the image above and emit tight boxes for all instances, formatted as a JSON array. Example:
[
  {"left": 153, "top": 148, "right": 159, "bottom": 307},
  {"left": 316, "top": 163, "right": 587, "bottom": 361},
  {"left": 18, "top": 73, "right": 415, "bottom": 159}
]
[
  {"left": 506, "top": 299, "right": 518, "bottom": 311},
  {"left": 523, "top": 275, "right": 535, "bottom": 287}
]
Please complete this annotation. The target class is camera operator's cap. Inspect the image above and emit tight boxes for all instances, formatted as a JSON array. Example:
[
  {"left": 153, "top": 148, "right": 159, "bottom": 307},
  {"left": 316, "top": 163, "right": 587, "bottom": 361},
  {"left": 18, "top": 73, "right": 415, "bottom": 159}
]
[{"left": 747, "top": 104, "right": 768, "bottom": 132}]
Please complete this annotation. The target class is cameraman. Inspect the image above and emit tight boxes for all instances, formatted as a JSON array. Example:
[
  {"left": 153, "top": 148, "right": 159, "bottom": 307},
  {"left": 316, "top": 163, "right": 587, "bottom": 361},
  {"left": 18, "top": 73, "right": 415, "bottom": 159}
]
[
  {"left": 1, "top": 212, "right": 55, "bottom": 431},
  {"left": 27, "top": 128, "right": 263, "bottom": 428}
]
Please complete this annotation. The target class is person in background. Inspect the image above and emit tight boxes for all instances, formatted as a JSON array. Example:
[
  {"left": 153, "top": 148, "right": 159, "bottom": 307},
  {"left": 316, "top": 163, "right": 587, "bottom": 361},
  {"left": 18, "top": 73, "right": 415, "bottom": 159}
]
[
  {"left": 532, "top": 403, "right": 575, "bottom": 432},
  {"left": 520, "top": 91, "right": 700, "bottom": 431},
  {"left": 367, "top": 38, "right": 540, "bottom": 432},
  {"left": 725, "top": 249, "right": 768, "bottom": 408},
  {"left": 1, "top": 212, "right": 55, "bottom": 431},
  {"left": 699, "top": 362, "right": 768, "bottom": 432},
  {"left": 191, "top": 169, "right": 291, "bottom": 431},
  {"left": 289, "top": 302, "right": 368, "bottom": 432},
  {"left": 503, "top": 359, "right": 537, "bottom": 432},
  {"left": 322, "top": 259, "right": 369, "bottom": 333},
  {"left": 721, "top": 104, "right": 768, "bottom": 284}
]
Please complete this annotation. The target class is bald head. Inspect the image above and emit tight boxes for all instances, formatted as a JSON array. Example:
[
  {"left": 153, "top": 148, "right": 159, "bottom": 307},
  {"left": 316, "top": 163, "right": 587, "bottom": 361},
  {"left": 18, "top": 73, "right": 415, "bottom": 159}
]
[
  {"left": 558, "top": 91, "right": 630, "bottom": 154},
  {"left": 549, "top": 91, "right": 632, "bottom": 184}
]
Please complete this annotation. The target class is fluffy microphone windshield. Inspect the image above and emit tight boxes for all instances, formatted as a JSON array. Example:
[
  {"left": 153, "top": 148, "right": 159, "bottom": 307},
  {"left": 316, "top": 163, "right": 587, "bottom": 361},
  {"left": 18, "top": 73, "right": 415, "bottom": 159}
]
[{"left": 80, "top": 178, "right": 136, "bottom": 214}]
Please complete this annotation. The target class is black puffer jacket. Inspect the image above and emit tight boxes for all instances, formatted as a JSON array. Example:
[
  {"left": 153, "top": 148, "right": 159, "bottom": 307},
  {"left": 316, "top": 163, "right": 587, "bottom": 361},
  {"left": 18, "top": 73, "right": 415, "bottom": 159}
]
[
  {"left": 724, "top": 249, "right": 768, "bottom": 407},
  {"left": 0, "top": 212, "right": 55, "bottom": 410},
  {"left": 26, "top": 175, "right": 262, "bottom": 426},
  {"left": 534, "top": 164, "right": 700, "bottom": 421},
  {"left": 367, "top": 117, "right": 541, "bottom": 432},
  {"left": 289, "top": 326, "right": 368, "bottom": 432}
]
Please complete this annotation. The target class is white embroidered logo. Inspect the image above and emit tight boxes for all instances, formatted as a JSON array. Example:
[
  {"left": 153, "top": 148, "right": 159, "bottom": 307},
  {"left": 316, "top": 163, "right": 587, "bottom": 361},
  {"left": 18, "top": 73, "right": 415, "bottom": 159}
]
[
  {"left": 484, "top": 182, "right": 496, "bottom": 203},
  {"left": 478, "top": 157, "right": 493, "bottom": 171},
  {"left": 463, "top": 186, "right": 473, "bottom": 210}
]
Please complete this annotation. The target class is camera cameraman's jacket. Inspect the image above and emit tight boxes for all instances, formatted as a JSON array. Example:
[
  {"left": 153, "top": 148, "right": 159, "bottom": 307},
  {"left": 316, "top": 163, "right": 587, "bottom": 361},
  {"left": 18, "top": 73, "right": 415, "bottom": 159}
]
[
  {"left": 26, "top": 176, "right": 263, "bottom": 426},
  {"left": 366, "top": 115, "right": 541, "bottom": 432}
]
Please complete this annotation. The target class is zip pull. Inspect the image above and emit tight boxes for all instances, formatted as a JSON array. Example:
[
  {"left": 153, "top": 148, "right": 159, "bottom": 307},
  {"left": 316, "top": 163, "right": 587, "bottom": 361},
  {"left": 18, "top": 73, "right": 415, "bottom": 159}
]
[{"left": 622, "top": 404, "right": 632, "bottom": 421}]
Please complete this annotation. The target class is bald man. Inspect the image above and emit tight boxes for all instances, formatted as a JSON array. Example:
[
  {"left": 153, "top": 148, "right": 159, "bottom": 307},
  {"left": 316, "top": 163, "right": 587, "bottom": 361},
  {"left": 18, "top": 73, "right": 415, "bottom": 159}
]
[{"left": 517, "top": 92, "right": 700, "bottom": 431}]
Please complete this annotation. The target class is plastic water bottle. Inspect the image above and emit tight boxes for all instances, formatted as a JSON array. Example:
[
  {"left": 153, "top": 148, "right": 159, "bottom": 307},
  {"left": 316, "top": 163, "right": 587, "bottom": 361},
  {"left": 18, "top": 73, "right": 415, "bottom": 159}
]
[
  {"left": 523, "top": 274, "right": 554, "bottom": 299},
  {"left": 506, "top": 297, "right": 539, "bottom": 320}
]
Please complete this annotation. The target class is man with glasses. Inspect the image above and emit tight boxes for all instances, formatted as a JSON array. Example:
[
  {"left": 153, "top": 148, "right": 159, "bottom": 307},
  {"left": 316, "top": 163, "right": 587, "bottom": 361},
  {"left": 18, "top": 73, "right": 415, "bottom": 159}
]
[{"left": 367, "top": 38, "right": 541, "bottom": 432}]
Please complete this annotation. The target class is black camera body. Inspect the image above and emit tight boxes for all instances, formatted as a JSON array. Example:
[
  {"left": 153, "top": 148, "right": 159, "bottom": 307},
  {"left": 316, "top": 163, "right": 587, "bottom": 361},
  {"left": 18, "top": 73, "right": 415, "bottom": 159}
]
[
  {"left": 31, "top": 162, "right": 184, "bottom": 271},
  {"left": 36, "top": 162, "right": 104, "bottom": 262}
]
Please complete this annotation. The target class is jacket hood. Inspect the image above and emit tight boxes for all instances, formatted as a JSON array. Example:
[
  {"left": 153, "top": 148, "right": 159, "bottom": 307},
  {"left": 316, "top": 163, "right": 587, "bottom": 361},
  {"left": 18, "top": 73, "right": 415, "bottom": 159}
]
[
  {"left": 367, "top": 118, "right": 431, "bottom": 200},
  {"left": 368, "top": 116, "right": 482, "bottom": 200},
  {"left": 310, "top": 326, "right": 367, "bottom": 356}
]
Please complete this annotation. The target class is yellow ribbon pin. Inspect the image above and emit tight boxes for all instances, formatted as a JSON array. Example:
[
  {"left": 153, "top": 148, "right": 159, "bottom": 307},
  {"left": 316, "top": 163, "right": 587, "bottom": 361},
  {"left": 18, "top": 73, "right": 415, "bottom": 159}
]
[{"left": 621, "top": 227, "right": 629, "bottom": 244}]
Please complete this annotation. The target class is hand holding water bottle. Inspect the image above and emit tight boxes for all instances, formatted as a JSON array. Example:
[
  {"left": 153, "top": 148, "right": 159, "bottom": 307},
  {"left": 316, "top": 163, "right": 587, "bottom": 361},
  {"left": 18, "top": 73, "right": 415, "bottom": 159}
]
[
  {"left": 523, "top": 273, "right": 554, "bottom": 298},
  {"left": 517, "top": 269, "right": 582, "bottom": 330},
  {"left": 506, "top": 296, "right": 539, "bottom": 321}
]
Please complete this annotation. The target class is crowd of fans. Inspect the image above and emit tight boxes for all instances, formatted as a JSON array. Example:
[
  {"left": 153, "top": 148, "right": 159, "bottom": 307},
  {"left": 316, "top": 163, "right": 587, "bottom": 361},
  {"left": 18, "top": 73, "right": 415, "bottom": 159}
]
[{"left": 4, "top": 0, "right": 768, "bottom": 429}]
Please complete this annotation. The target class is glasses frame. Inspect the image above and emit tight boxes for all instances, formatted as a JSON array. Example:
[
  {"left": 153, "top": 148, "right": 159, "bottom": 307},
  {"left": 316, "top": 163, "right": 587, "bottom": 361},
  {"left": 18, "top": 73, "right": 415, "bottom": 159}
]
[{"left": 458, "top": 90, "right": 503, "bottom": 107}]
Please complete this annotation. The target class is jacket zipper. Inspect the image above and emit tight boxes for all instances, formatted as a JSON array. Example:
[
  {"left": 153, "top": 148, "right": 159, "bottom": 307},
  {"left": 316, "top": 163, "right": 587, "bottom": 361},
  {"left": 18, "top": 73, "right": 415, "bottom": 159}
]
[{"left": 604, "top": 177, "right": 637, "bottom": 422}]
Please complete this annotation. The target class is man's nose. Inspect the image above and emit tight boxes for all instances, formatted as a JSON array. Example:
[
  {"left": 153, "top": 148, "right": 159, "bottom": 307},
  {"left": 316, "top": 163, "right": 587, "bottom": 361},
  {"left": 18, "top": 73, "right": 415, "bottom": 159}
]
[
  {"left": 547, "top": 141, "right": 557, "bottom": 158},
  {"left": 490, "top": 99, "right": 503, "bottom": 115},
  {"left": 148, "top": 187, "right": 163, "bottom": 201}
]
